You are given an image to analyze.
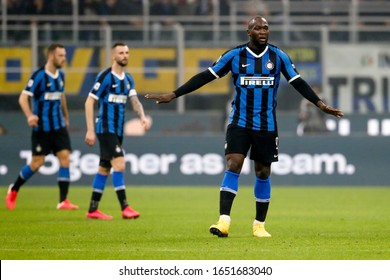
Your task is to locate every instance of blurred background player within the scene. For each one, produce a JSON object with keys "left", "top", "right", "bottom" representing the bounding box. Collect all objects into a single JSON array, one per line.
[
  {"left": 6, "top": 43, "right": 79, "bottom": 211},
  {"left": 85, "top": 42, "right": 151, "bottom": 220},
  {"left": 297, "top": 86, "right": 329, "bottom": 136},
  {"left": 146, "top": 16, "right": 343, "bottom": 238}
]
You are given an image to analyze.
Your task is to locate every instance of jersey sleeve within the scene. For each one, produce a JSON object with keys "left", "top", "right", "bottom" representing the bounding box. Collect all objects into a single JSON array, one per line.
[
  {"left": 126, "top": 74, "right": 137, "bottom": 97},
  {"left": 208, "top": 50, "right": 234, "bottom": 79},
  {"left": 22, "top": 68, "right": 43, "bottom": 96},
  {"left": 278, "top": 49, "right": 301, "bottom": 83},
  {"left": 59, "top": 70, "right": 65, "bottom": 87},
  {"left": 89, "top": 71, "right": 109, "bottom": 100}
]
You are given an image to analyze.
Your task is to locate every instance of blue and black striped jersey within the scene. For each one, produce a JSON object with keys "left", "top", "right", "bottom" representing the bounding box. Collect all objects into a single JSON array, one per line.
[
  {"left": 89, "top": 67, "right": 136, "bottom": 136},
  {"left": 209, "top": 43, "right": 300, "bottom": 132},
  {"left": 22, "top": 67, "right": 66, "bottom": 132}
]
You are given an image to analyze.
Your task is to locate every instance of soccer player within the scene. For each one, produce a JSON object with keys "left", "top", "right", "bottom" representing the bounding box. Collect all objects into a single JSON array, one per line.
[
  {"left": 85, "top": 42, "right": 151, "bottom": 220},
  {"left": 145, "top": 16, "right": 344, "bottom": 237},
  {"left": 6, "top": 43, "right": 79, "bottom": 211}
]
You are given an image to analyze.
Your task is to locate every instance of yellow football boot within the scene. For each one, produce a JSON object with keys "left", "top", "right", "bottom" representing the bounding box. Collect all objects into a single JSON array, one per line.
[
  {"left": 209, "top": 218, "right": 230, "bottom": 237},
  {"left": 253, "top": 223, "right": 271, "bottom": 237}
]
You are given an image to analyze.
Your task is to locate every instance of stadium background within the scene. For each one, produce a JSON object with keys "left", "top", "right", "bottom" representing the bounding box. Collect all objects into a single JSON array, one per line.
[{"left": 0, "top": 0, "right": 390, "bottom": 186}]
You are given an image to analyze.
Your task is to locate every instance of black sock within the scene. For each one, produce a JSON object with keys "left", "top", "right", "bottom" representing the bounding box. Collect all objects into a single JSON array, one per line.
[
  {"left": 58, "top": 180, "right": 69, "bottom": 202},
  {"left": 219, "top": 190, "right": 236, "bottom": 215},
  {"left": 88, "top": 192, "right": 103, "bottom": 212},
  {"left": 116, "top": 189, "right": 128, "bottom": 210},
  {"left": 11, "top": 176, "right": 26, "bottom": 192},
  {"left": 255, "top": 201, "right": 270, "bottom": 222}
]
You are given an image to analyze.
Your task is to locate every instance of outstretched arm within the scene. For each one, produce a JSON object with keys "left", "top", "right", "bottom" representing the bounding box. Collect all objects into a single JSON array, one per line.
[
  {"left": 145, "top": 69, "right": 216, "bottom": 104},
  {"left": 316, "top": 100, "right": 344, "bottom": 118},
  {"left": 291, "top": 78, "right": 344, "bottom": 118}
]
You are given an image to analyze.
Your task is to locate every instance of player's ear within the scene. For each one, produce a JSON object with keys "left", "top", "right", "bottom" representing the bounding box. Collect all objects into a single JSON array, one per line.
[{"left": 111, "top": 48, "right": 116, "bottom": 60}]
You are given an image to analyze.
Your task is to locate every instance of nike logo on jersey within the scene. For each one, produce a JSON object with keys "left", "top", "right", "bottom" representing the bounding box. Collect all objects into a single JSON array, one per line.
[
  {"left": 241, "top": 64, "right": 251, "bottom": 67},
  {"left": 112, "top": 84, "right": 119, "bottom": 88}
]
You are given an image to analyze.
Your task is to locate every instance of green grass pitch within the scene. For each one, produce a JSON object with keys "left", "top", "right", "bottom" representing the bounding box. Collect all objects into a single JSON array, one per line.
[{"left": 0, "top": 185, "right": 389, "bottom": 260}]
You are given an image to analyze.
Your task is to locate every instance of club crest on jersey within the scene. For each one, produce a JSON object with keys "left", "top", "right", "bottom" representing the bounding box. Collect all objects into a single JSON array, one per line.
[{"left": 266, "top": 61, "right": 274, "bottom": 70}]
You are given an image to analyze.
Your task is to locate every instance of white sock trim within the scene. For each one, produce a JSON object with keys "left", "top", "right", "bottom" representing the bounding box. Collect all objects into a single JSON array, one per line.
[
  {"left": 219, "top": 214, "right": 231, "bottom": 223},
  {"left": 253, "top": 220, "right": 265, "bottom": 226}
]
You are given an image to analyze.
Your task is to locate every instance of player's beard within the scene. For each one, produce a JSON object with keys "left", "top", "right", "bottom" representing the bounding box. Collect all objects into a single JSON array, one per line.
[
  {"left": 253, "top": 38, "right": 267, "bottom": 49},
  {"left": 117, "top": 59, "right": 128, "bottom": 67},
  {"left": 53, "top": 58, "right": 66, "bottom": 69}
]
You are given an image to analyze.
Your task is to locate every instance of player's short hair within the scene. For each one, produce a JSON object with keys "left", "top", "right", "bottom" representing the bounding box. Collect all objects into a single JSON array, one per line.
[
  {"left": 112, "top": 42, "right": 127, "bottom": 49},
  {"left": 47, "top": 43, "right": 65, "bottom": 55},
  {"left": 247, "top": 16, "right": 267, "bottom": 29}
]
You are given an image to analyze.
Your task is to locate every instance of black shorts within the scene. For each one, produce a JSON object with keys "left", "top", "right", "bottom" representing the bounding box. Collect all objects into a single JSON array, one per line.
[
  {"left": 31, "top": 127, "right": 72, "bottom": 156},
  {"left": 97, "top": 133, "right": 124, "bottom": 168},
  {"left": 225, "top": 124, "right": 279, "bottom": 163}
]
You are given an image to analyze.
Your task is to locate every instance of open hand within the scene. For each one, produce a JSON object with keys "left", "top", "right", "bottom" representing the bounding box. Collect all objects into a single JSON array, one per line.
[
  {"left": 318, "top": 102, "right": 344, "bottom": 118},
  {"left": 145, "top": 92, "right": 176, "bottom": 104},
  {"left": 321, "top": 105, "right": 344, "bottom": 118}
]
